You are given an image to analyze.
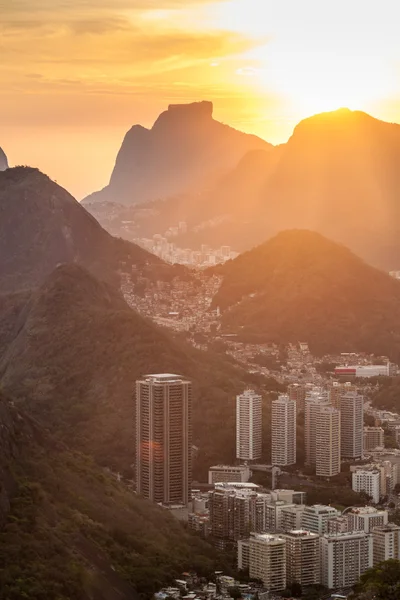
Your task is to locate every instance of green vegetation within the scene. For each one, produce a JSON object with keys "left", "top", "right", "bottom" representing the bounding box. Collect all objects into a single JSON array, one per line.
[
  {"left": 350, "top": 560, "right": 400, "bottom": 599},
  {"left": 212, "top": 230, "right": 400, "bottom": 359}
]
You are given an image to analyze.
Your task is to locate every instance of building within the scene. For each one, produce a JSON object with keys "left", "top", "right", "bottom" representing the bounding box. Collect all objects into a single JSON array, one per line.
[
  {"left": 237, "top": 538, "right": 251, "bottom": 571},
  {"left": 236, "top": 390, "right": 262, "bottom": 461},
  {"left": 335, "top": 364, "right": 393, "bottom": 378},
  {"left": 188, "top": 512, "right": 210, "bottom": 537},
  {"left": 328, "top": 381, "right": 356, "bottom": 410},
  {"left": 249, "top": 534, "right": 286, "bottom": 591},
  {"left": 208, "top": 464, "right": 251, "bottom": 485},
  {"left": 135, "top": 373, "right": 192, "bottom": 505},
  {"left": 352, "top": 469, "right": 381, "bottom": 503},
  {"left": 320, "top": 532, "right": 373, "bottom": 589},
  {"left": 208, "top": 486, "right": 270, "bottom": 545},
  {"left": 266, "top": 501, "right": 296, "bottom": 532},
  {"left": 271, "top": 489, "right": 307, "bottom": 505},
  {"left": 283, "top": 530, "right": 320, "bottom": 587},
  {"left": 316, "top": 406, "right": 341, "bottom": 477},
  {"left": 372, "top": 523, "right": 400, "bottom": 565},
  {"left": 364, "top": 426, "right": 384, "bottom": 451},
  {"left": 288, "top": 383, "right": 307, "bottom": 412},
  {"left": 327, "top": 516, "right": 349, "bottom": 534},
  {"left": 340, "top": 391, "right": 364, "bottom": 459},
  {"left": 301, "top": 505, "right": 340, "bottom": 535},
  {"left": 280, "top": 505, "right": 306, "bottom": 532},
  {"left": 305, "top": 398, "right": 330, "bottom": 465},
  {"left": 347, "top": 507, "right": 388, "bottom": 533},
  {"left": 271, "top": 395, "right": 296, "bottom": 466}
]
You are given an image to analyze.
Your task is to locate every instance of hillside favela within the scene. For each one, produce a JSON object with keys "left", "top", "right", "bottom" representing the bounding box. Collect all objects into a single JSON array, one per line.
[{"left": 3, "top": 2, "right": 400, "bottom": 600}]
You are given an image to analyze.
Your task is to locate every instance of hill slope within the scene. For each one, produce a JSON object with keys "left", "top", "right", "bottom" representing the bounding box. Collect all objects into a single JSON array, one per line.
[
  {"left": 0, "top": 264, "right": 267, "bottom": 477},
  {"left": 213, "top": 230, "right": 400, "bottom": 358},
  {"left": 0, "top": 147, "right": 8, "bottom": 171},
  {"left": 0, "top": 393, "right": 225, "bottom": 599},
  {"left": 0, "top": 167, "right": 173, "bottom": 293},
  {"left": 84, "top": 101, "right": 272, "bottom": 206}
]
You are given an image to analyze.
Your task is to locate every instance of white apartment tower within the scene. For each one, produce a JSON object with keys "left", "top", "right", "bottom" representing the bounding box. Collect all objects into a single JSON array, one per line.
[
  {"left": 316, "top": 406, "right": 341, "bottom": 477},
  {"left": 373, "top": 523, "right": 400, "bottom": 565},
  {"left": 301, "top": 505, "right": 340, "bottom": 535},
  {"left": 320, "top": 532, "right": 373, "bottom": 589},
  {"left": 341, "top": 391, "right": 364, "bottom": 459},
  {"left": 283, "top": 530, "right": 320, "bottom": 587},
  {"left": 352, "top": 469, "right": 381, "bottom": 504},
  {"left": 135, "top": 374, "right": 192, "bottom": 505},
  {"left": 271, "top": 395, "right": 296, "bottom": 466},
  {"left": 236, "top": 389, "right": 262, "bottom": 461},
  {"left": 249, "top": 534, "right": 286, "bottom": 592},
  {"left": 305, "top": 398, "right": 330, "bottom": 465},
  {"left": 348, "top": 507, "right": 388, "bottom": 533}
]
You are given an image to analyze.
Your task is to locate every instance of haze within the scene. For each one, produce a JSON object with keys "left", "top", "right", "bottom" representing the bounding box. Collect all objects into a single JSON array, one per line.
[{"left": 2, "top": 0, "right": 400, "bottom": 198}]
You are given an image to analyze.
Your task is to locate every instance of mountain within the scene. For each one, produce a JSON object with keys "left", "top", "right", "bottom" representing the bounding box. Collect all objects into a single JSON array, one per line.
[
  {"left": 86, "top": 108, "right": 400, "bottom": 270},
  {"left": 212, "top": 230, "right": 400, "bottom": 358},
  {"left": 84, "top": 101, "right": 272, "bottom": 206},
  {"left": 0, "top": 392, "right": 225, "bottom": 599},
  {"left": 0, "top": 166, "right": 176, "bottom": 293},
  {"left": 0, "top": 263, "right": 272, "bottom": 478},
  {"left": 0, "top": 147, "right": 8, "bottom": 171}
]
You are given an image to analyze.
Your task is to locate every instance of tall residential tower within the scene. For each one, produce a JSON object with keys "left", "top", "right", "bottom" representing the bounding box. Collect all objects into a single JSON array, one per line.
[
  {"left": 236, "top": 390, "right": 262, "bottom": 461},
  {"left": 271, "top": 395, "right": 296, "bottom": 466}
]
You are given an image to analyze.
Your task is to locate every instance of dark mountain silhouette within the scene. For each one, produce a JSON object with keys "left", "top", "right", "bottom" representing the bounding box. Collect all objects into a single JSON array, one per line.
[
  {"left": 0, "top": 166, "right": 176, "bottom": 293},
  {"left": 0, "top": 147, "right": 8, "bottom": 171},
  {"left": 0, "top": 392, "right": 224, "bottom": 599},
  {"left": 0, "top": 263, "right": 270, "bottom": 478},
  {"left": 212, "top": 230, "right": 400, "bottom": 358},
  {"left": 86, "top": 108, "right": 400, "bottom": 270},
  {"left": 84, "top": 101, "right": 272, "bottom": 206}
]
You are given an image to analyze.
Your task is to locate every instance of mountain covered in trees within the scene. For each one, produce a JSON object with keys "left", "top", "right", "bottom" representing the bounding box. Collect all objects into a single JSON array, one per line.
[
  {"left": 86, "top": 108, "right": 400, "bottom": 270},
  {"left": 0, "top": 147, "right": 8, "bottom": 171},
  {"left": 0, "top": 167, "right": 178, "bottom": 293},
  {"left": 84, "top": 101, "right": 271, "bottom": 206},
  {"left": 212, "top": 230, "right": 400, "bottom": 358},
  {"left": 0, "top": 391, "right": 226, "bottom": 599}
]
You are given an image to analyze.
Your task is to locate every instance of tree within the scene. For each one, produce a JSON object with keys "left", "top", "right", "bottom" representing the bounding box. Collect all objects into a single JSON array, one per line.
[
  {"left": 228, "top": 586, "right": 242, "bottom": 599},
  {"left": 290, "top": 581, "right": 302, "bottom": 597},
  {"left": 351, "top": 559, "right": 400, "bottom": 599}
]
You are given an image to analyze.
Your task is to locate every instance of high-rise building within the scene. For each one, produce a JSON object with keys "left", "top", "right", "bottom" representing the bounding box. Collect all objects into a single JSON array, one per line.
[
  {"left": 373, "top": 523, "right": 400, "bottom": 565},
  {"left": 340, "top": 391, "right": 364, "bottom": 459},
  {"left": 208, "top": 486, "right": 270, "bottom": 545},
  {"left": 301, "top": 505, "right": 340, "bottom": 535},
  {"left": 249, "top": 534, "right": 286, "bottom": 591},
  {"left": 135, "top": 373, "right": 192, "bottom": 505},
  {"left": 320, "top": 532, "right": 373, "bottom": 589},
  {"left": 316, "top": 406, "right": 341, "bottom": 477},
  {"left": 288, "top": 383, "right": 307, "bottom": 413},
  {"left": 347, "top": 507, "right": 388, "bottom": 533},
  {"left": 266, "top": 501, "right": 296, "bottom": 532},
  {"left": 236, "top": 390, "right": 262, "bottom": 461},
  {"left": 283, "top": 530, "right": 320, "bottom": 587},
  {"left": 363, "top": 426, "right": 384, "bottom": 451},
  {"left": 328, "top": 381, "right": 356, "bottom": 410},
  {"left": 352, "top": 469, "right": 381, "bottom": 503},
  {"left": 280, "top": 505, "right": 306, "bottom": 532},
  {"left": 271, "top": 395, "right": 296, "bottom": 466},
  {"left": 305, "top": 398, "right": 330, "bottom": 465}
]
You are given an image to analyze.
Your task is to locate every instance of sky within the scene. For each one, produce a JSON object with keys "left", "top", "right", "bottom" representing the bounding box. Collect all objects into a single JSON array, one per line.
[{"left": 1, "top": 0, "right": 400, "bottom": 198}]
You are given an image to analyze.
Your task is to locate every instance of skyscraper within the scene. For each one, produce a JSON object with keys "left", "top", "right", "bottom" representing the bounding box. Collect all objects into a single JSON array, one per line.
[
  {"left": 271, "top": 395, "right": 296, "bottom": 466},
  {"left": 248, "top": 534, "right": 286, "bottom": 591},
  {"left": 340, "top": 391, "right": 364, "bottom": 459},
  {"left": 316, "top": 406, "right": 341, "bottom": 477},
  {"left": 305, "top": 397, "right": 330, "bottom": 465},
  {"left": 236, "top": 389, "right": 262, "bottom": 461},
  {"left": 283, "top": 530, "right": 320, "bottom": 587},
  {"left": 135, "top": 373, "right": 192, "bottom": 505},
  {"left": 288, "top": 383, "right": 307, "bottom": 412},
  {"left": 320, "top": 532, "right": 373, "bottom": 589}
]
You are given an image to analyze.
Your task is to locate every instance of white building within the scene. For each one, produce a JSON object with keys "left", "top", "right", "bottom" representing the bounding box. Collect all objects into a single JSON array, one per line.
[
  {"left": 320, "top": 531, "right": 373, "bottom": 589},
  {"left": 340, "top": 391, "right": 364, "bottom": 459},
  {"left": 305, "top": 397, "right": 330, "bottom": 466},
  {"left": 301, "top": 505, "right": 340, "bottom": 535},
  {"left": 281, "top": 505, "right": 306, "bottom": 532},
  {"left": 208, "top": 464, "right": 251, "bottom": 485},
  {"left": 248, "top": 534, "right": 286, "bottom": 592},
  {"left": 335, "top": 364, "right": 393, "bottom": 378},
  {"left": 266, "top": 501, "right": 296, "bottom": 532},
  {"left": 316, "top": 406, "right": 341, "bottom": 477},
  {"left": 373, "top": 523, "right": 400, "bottom": 565},
  {"left": 352, "top": 469, "right": 381, "bottom": 503},
  {"left": 236, "top": 390, "right": 262, "bottom": 461},
  {"left": 271, "top": 395, "right": 296, "bottom": 466},
  {"left": 347, "top": 507, "right": 388, "bottom": 533}
]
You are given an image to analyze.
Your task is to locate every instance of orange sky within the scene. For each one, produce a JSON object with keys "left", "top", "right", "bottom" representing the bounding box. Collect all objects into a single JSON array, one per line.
[{"left": 1, "top": 0, "right": 400, "bottom": 198}]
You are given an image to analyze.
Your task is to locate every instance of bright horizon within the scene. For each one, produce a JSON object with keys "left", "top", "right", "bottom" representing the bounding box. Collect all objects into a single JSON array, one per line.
[{"left": 2, "top": 0, "right": 400, "bottom": 198}]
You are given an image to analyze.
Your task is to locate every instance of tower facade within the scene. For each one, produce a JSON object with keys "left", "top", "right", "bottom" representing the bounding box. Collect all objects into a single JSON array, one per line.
[
  {"left": 340, "top": 391, "right": 364, "bottom": 459},
  {"left": 236, "top": 390, "right": 262, "bottom": 461},
  {"left": 316, "top": 406, "right": 341, "bottom": 477},
  {"left": 271, "top": 395, "right": 296, "bottom": 466},
  {"left": 135, "top": 373, "right": 192, "bottom": 505}
]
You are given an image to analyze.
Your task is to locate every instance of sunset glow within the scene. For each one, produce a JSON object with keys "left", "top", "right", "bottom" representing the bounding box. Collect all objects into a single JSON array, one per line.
[{"left": 1, "top": 0, "right": 400, "bottom": 197}]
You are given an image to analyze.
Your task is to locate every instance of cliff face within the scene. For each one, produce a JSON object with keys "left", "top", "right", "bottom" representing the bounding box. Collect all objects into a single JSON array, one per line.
[
  {"left": 85, "top": 101, "right": 271, "bottom": 205},
  {"left": 0, "top": 147, "right": 8, "bottom": 171}
]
